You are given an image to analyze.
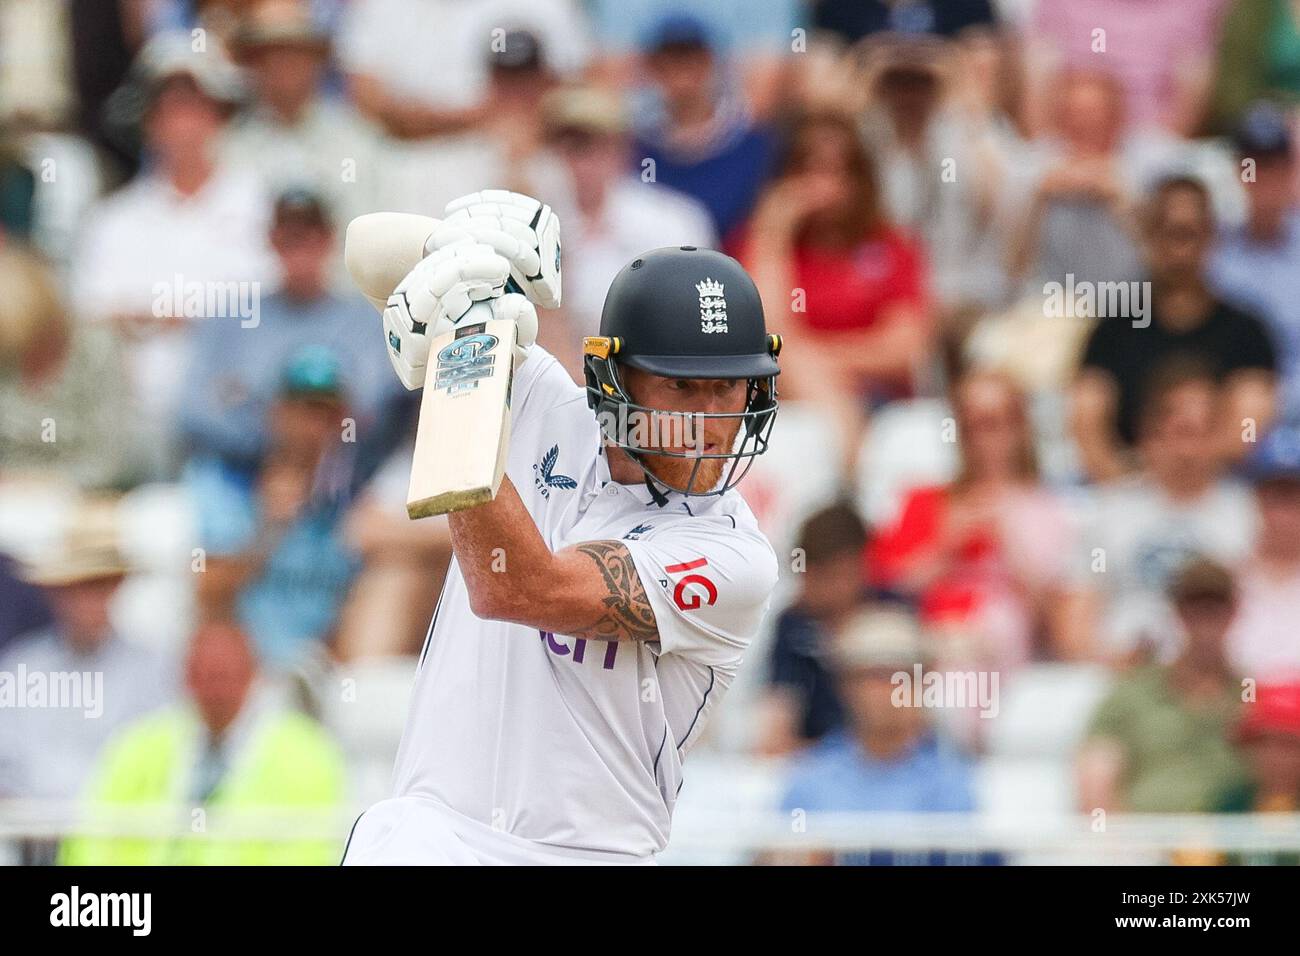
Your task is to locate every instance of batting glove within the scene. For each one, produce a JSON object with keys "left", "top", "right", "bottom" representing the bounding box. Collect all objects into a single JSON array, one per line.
[
  {"left": 383, "top": 242, "right": 538, "bottom": 390},
  {"left": 425, "top": 190, "right": 562, "bottom": 310}
]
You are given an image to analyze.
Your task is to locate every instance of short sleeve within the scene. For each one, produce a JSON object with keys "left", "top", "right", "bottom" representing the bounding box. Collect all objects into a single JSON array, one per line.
[
  {"left": 1229, "top": 312, "right": 1277, "bottom": 373},
  {"left": 511, "top": 345, "right": 587, "bottom": 430},
  {"left": 1079, "top": 316, "right": 1124, "bottom": 376},
  {"left": 624, "top": 518, "right": 778, "bottom": 668}
]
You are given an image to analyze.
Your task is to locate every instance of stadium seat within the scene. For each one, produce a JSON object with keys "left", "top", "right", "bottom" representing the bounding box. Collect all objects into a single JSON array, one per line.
[
  {"left": 113, "top": 483, "right": 199, "bottom": 653},
  {"left": 985, "top": 663, "right": 1112, "bottom": 759},
  {"left": 854, "top": 398, "right": 957, "bottom": 528},
  {"left": 322, "top": 657, "right": 418, "bottom": 805},
  {"left": 742, "top": 400, "right": 843, "bottom": 555}
]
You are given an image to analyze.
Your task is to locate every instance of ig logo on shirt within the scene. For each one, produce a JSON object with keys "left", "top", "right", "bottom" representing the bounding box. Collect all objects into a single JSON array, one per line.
[{"left": 665, "top": 557, "right": 717, "bottom": 611}]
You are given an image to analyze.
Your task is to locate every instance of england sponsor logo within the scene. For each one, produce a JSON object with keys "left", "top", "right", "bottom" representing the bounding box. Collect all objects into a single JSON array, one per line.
[{"left": 696, "top": 278, "right": 728, "bottom": 334}]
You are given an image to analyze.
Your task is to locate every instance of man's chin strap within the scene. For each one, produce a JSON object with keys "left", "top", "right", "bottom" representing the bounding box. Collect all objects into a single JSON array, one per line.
[{"left": 643, "top": 473, "right": 671, "bottom": 508}]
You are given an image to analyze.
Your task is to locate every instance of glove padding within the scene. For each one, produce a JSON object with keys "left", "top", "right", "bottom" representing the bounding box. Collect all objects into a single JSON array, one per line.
[
  {"left": 424, "top": 189, "right": 562, "bottom": 309},
  {"left": 383, "top": 242, "right": 538, "bottom": 390}
]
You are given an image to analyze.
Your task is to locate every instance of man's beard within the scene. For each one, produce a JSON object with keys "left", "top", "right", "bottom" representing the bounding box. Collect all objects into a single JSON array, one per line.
[{"left": 640, "top": 419, "right": 742, "bottom": 493}]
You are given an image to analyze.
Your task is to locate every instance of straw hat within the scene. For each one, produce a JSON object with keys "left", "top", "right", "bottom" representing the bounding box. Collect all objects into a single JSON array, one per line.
[{"left": 22, "top": 501, "right": 130, "bottom": 587}]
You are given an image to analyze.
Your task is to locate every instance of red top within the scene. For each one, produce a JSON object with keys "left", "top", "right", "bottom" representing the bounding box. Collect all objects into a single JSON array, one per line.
[
  {"left": 732, "top": 226, "right": 928, "bottom": 334},
  {"left": 868, "top": 485, "right": 998, "bottom": 623}
]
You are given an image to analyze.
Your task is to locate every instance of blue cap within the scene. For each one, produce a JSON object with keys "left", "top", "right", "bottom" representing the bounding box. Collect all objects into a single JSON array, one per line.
[
  {"left": 281, "top": 345, "right": 343, "bottom": 398},
  {"left": 1247, "top": 427, "right": 1300, "bottom": 483},
  {"left": 1235, "top": 101, "right": 1293, "bottom": 158},
  {"left": 644, "top": 12, "right": 712, "bottom": 53}
]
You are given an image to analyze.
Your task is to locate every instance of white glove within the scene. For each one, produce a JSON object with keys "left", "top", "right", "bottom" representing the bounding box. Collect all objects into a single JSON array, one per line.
[
  {"left": 383, "top": 242, "right": 538, "bottom": 390},
  {"left": 424, "top": 190, "right": 562, "bottom": 309}
]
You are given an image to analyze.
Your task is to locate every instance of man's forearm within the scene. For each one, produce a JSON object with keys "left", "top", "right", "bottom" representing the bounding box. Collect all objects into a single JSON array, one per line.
[
  {"left": 448, "top": 476, "right": 555, "bottom": 619},
  {"left": 447, "top": 476, "right": 658, "bottom": 641}
]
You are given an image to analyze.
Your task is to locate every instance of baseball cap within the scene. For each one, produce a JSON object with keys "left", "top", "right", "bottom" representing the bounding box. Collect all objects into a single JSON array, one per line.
[
  {"left": 1245, "top": 427, "right": 1300, "bottom": 484},
  {"left": 135, "top": 32, "right": 246, "bottom": 105},
  {"left": 1238, "top": 683, "right": 1300, "bottom": 742},
  {"left": 643, "top": 12, "right": 713, "bottom": 54},
  {"left": 1235, "top": 101, "right": 1293, "bottom": 159},
  {"left": 488, "top": 28, "right": 545, "bottom": 72},
  {"left": 281, "top": 345, "right": 344, "bottom": 399},
  {"left": 273, "top": 186, "right": 331, "bottom": 229}
]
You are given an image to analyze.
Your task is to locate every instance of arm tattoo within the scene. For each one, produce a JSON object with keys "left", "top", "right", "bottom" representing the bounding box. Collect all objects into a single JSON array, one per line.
[{"left": 572, "top": 541, "right": 659, "bottom": 642}]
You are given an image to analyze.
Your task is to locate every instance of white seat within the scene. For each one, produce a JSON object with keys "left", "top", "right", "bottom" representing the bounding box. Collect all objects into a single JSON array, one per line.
[
  {"left": 854, "top": 399, "right": 957, "bottom": 528},
  {"left": 986, "top": 663, "right": 1113, "bottom": 759},
  {"left": 116, "top": 482, "right": 198, "bottom": 574},
  {"left": 974, "top": 756, "right": 1076, "bottom": 819},
  {"left": 742, "top": 400, "right": 843, "bottom": 557},
  {"left": 323, "top": 656, "right": 418, "bottom": 765}
]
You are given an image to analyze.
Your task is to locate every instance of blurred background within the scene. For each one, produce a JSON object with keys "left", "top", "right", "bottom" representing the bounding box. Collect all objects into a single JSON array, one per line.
[{"left": 3, "top": 0, "right": 1300, "bottom": 865}]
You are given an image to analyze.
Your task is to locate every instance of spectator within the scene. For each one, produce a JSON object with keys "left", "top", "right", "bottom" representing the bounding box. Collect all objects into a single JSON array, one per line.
[
  {"left": 0, "top": 141, "right": 36, "bottom": 239},
  {"left": 66, "top": 0, "right": 146, "bottom": 175},
  {"left": 742, "top": 110, "right": 930, "bottom": 471},
  {"left": 589, "top": 1, "right": 801, "bottom": 118},
  {"left": 779, "top": 606, "right": 981, "bottom": 865},
  {"left": 179, "top": 187, "right": 405, "bottom": 474},
  {"left": 1226, "top": 427, "right": 1300, "bottom": 680},
  {"left": 0, "top": 509, "right": 173, "bottom": 805},
  {"left": 1071, "top": 176, "right": 1276, "bottom": 482},
  {"left": 1006, "top": 70, "right": 1142, "bottom": 295},
  {"left": 378, "top": 28, "right": 569, "bottom": 216},
  {"left": 541, "top": 84, "right": 716, "bottom": 353},
  {"left": 1223, "top": 682, "right": 1300, "bottom": 814},
  {"left": 813, "top": 0, "right": 996, "bottom": 42},
  {"left": 74, "top": 33, "right": 275, "bottom": 476},
  {"left": 222, "top": 0, "right": 384, "bottom": 234},
  {"left": 0, "top": 551, "right": 51, "bottom": 659},
  {"left": 1078, "top": 557, "right": 1247, "bottom": 813},
  {"left": 1206, "top": 0, "right": 1300, "bottom": 133},
  {"left": 1025, "top": 0, "right": 1228, "bottom": 134},
  {"left": 60, "top": 621, "right": 346, "bottom": 865},
  {"left": 631, "top": 12, "right": 780, "bottom": 242},
  {"left": 339, "top": 0, "right": 592, "bottom": 140},
  {"left": 856, "top": 34, "right": 1013, "bottom": 316},
  {"left": 871, "top": 369, "right": 1086, "bottom": 669},
  {"left": 758, "top": 503, "right": 868, "bottom": 756},
  {"left": 188, "top": 346, "right": 361, "bottom": 669},
  {"left": 334, "top": 434, "right": 453, "bottom": 661},
  {"left": 1077, "top": 361, "right": 1258, "bottom": 658},
  {"left": 1209, "top": 103, "right": 1300, "bottom": 426},
  {"left": 0, "top": 241, "right": 145, "bottom": 489}
]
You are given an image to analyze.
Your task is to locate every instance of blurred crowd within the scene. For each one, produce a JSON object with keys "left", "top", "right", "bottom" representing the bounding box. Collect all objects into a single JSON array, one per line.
[{"left": 4, "top": 0, "right": 1300, "bottom": 865}]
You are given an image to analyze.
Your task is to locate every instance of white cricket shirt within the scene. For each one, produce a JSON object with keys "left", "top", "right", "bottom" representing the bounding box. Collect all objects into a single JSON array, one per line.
[{"left": 389, "top": 346, "right": 778, "bottom": 858}]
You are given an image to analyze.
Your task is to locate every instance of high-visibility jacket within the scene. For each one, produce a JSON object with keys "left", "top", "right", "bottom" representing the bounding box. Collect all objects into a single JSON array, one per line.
[{"left": 59, "top": 705, "right": 346, "bottom": 866}]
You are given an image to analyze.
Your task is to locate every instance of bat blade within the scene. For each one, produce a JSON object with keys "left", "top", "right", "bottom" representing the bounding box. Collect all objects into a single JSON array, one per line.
[{"left": 407, "top": 309, "right": 517, "bottom": 519}]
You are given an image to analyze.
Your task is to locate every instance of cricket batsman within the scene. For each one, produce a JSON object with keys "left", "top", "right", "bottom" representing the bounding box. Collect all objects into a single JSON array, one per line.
[{"left": 342, "top": 190, "right": 781, "bottom": 864}]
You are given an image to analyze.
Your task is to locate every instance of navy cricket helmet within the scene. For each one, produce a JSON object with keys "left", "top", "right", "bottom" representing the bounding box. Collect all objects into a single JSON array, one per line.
[{"left": 582, "top": 246, "right": 781, "bottom": 497}]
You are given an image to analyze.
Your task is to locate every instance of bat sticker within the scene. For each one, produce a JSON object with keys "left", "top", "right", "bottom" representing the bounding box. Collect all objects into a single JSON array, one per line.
[{"left": 434, "top": 330, "right": 499, "bottom": 397}]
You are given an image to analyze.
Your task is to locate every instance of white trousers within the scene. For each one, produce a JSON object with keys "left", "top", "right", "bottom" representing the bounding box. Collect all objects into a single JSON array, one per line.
[{"left": 341, "top": 796, "right": 656, "bottom": 866}]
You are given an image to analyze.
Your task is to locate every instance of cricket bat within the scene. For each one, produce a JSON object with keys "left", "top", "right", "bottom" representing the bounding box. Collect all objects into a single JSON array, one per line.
[
  {"left": 342, "top": 211, "right": 521, "bottom": 519},
  {"left": 405, "top": 305, "right": 518, "bottom": 519}
]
